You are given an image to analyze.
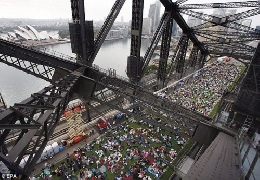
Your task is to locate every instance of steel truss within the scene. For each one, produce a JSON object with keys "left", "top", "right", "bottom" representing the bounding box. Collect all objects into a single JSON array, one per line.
[
  {"left": 181, "top": 8, "right": 260, "bottom": 34},
  {"left": 70, "top": 0, "right": 80, "bottom": 22},
  {"left": 141, "top": 12, "right": 171, "bottom": 78},
  {"left": 89, "top": 0, "right": 126, "bottom": 63},
  {"left": 179, "top": 1, "right": 259, "bottom": 9},
  {"left": 188, "top": 46, "right": 199, "bottom": 67},
  {"left": 197, "top": 33, "right": 256, "bottom": 52},
  {"left": 175, "top": 34, "right": 189, "bottom": 75},
  {"left": 194, "top": 30, "right": 260, "bottom": 42},
  {"left": 0, "top": 0, "right": 260, "bottom": 178},
  {"left": 0, "top": 70, "right": 81, "bottom": 179},
  {"left": 127, "top": 0, "right": 144, "bottom": 82},
  {"left": 166, "top": 34, "right": 189, "bottom": 81},
  {"left": 234, "top": 42, "right": 260, "bottom": 117},
  {"left": 157, "top": 11, "right": 174, "bottom": 89}
]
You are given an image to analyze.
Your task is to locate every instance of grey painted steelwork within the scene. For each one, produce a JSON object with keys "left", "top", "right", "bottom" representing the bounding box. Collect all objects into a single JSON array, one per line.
[
  {"left": 142, "top": 12, "right": 171, "bottom": 77},
  {"left": 157, "top": 11, "right": 174, "bottom": 89},
  {"left": 127, "top": 0, "right": 144, "bottom": 82},
  {"left": 89, "top": 0, "right": 126, "bottom": 63},
  {"left": 0, "top": 0, "right": 260, "bottom": 178},
  {"left": 179, "top": 1, "right": 259, "bottom": 9},
  {"left": 234, "top": 42, "right": 260, "bottom": 117},
  {"left": 188, "top": 46, "right": 199, "bottom": 67},
  {"left": 175, "top": 34, "right": 189, "bottom": 75}
]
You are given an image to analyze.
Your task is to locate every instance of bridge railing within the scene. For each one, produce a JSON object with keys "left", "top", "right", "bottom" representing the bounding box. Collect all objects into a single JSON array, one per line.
[
  {"left": 32, "top": 46, "right": 77, "bottom": 63},
  {"left": 238, "top": 135, "right": 260, "bottom": 180},
  {"left": 32, "top": 46, "right": 131, "bottom": 83}
]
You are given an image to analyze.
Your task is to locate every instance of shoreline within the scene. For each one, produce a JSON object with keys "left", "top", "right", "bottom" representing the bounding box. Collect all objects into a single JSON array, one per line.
[{"left": 18, "top": 39, "right": 71, "bottom": 47}]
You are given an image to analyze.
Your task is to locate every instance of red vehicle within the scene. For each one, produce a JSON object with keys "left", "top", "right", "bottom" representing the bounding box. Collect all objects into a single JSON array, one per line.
[
  {"left": 96, "top": 117, "right": 108, "bottom": 129},
  {"left": 225, "top": 57, "right": 231, "bottom": 62}
]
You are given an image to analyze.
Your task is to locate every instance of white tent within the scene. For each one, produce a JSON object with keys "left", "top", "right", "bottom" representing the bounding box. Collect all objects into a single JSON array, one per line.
[
  {"left": 19, "top": 155, "right": 30, "bottom": 168},
  {"left": 0, "top": 161, "right": 10, "bottom": 174},
  {"left": 52, "top": 142, "right": 59, "bottom": 154}
]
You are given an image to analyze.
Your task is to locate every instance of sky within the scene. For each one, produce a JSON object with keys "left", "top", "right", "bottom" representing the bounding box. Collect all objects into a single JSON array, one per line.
[{"left": 0, "top": 0, "right": 259, "bottom": 28}]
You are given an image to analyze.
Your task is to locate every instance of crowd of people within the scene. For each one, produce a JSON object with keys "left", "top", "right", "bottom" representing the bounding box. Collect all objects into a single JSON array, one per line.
[
  {"left": 157, "top": 61, "right": 244, "bottom": 116},
  {"left": 37, "top": 118, "right": 187, "bottom": 180}
]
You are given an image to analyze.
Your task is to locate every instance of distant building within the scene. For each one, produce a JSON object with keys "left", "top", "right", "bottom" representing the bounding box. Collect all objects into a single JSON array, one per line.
[
  {"left": 142, "top": 18, "right": 152, "bottom": 35},
  {"left": 148, "top": 0, "right": 161, "bottom": 33},
  {"left": 172, "top": 20, "right": 178, "bottom": 36},
  {"left": 256, "top": 26, "right": 260, "bottom": 30},
  {"left": 6, "top": 25, "right": 58, "bottom": 41}
]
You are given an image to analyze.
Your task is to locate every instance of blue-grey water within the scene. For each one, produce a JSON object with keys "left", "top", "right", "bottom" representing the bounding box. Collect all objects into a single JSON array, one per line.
[{"left": 0, "top": 38, "right": 155, "bottom": 107}]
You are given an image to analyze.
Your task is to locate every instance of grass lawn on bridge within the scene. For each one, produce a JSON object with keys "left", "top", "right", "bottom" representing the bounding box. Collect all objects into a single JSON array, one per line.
[{"left": 35, "top": 118, "right": 194, "bottom": 180}]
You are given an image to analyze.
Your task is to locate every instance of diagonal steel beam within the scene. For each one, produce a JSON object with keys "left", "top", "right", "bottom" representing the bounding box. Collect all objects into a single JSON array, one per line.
[{"left": 179, "top": 1, "right": 259, "bottom": 9}]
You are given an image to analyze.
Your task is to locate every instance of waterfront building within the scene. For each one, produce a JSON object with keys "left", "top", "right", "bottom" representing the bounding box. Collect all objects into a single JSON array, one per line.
[
  {"left": 148, "top": 0, "right": 161, "bottom": 33},
  {"left": 172, "top": 20, "right": 178, "bottom": 36},
  {"left": 142, "top": 18, "right": 152, "bottom": 35}
]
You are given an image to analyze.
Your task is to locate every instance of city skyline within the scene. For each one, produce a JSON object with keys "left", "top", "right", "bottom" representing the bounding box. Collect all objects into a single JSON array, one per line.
[{"left": 0, "top": 0, "right": 259, "bottom": 28}]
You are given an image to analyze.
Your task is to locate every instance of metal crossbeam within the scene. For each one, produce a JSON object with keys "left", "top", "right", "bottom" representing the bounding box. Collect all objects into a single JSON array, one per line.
[
  {"left": 126, "top": 0, "right": 144, "bottom": 83},
  {"left": 0, "top": 71, "right": 81, "bottom": 178},
  {"left": 89, "top": 0, "right": 126, "bottom": 63},
  {"left": 179, "top": 1, "right": 260, "bottom": 9},
  {"left": 188, "top": 46, "right": 199, "bottom": 67},
  {"left": 158, "top": 11, "right": 174, "bottom": 89},
  {"left": 180, "top": 9, "right": 260, "bottom": 34},
  {"left": 142, "top": 12, "right": 171, "bottom": 77},
  {"left": 0, "top": 1, "right": 260, "bottom": 179}
]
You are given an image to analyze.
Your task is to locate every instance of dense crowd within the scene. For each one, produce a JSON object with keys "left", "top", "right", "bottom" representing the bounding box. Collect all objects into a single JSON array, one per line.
[
  {"left": 157, "top": 61, "right": 243, "bottom": 116},
  {"left": 37, "top": 119, "right": 187, "bottom": 180}
]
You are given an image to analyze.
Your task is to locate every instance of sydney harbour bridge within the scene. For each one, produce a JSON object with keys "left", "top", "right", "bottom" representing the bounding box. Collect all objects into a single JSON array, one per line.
[{"left": 0, "top": 0, "right": 259, "bottom": 179}]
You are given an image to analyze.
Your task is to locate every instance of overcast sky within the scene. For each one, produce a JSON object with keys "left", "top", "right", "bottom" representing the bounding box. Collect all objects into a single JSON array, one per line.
[{"left": 0, "top": 0, "right": 259, "bottom": 27}]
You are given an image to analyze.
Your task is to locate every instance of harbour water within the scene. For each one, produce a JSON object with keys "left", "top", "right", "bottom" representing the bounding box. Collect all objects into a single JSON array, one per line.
[{"left": 0, "top": 38, "right": 156, "bottom": 107}]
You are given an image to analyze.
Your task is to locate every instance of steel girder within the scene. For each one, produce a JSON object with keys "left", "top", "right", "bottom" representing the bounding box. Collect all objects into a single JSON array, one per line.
[
  {"left": 207, "top": 47, "right": 253, "bottom": 60},
  {"left": 176, "top": 34, "right": 189, "bottom": 75},
  {"left": 194, "top": 29, "right": 260, "bottom": 42},
  {"left": 197, "top": 53, "right": 207, "bottom": 68},
  {"left": 176, "top": 0, "right": 188, "bottom": 5},
  {"left": 166, "top": 35, "right": 186, "bottom": 81},
  {"left": 129, "top": 0, "right": 144, "bottom": 58},
  {"left": 70, "top": 0, "right": 80, "bottom": 22},
  {"left": 188, "top": 46, "right": 199, "bottom": 67},
  {"left": 89, "top": 0, "right": 126, "bottom": 63},
  {"left": 159, "top": 0, "right": 207, "bottom": 53},
  {"left": 0, "top": 39, "right": 81, "bottom": 81},
  {"left": 194, "top": 29, "right": 260, "bottom": 38},
  {"left": 203, "top": 41, "right": 255, "bottom": 53},
  {"left": 181, "top": 9, "right": 260, "bottom": 34},
  {"left": 179, "top": 1, "right": 259, "bottom": 9},
  {"left": 189, "top": 7, "right": 259, "bottom": 31},
  {"left": 126, "top": 0, "right": 144, "bottom": 83},
  {"left": 234, "top": 42, "right": 260, "bottom": 117},
  {"left": 241, "top": 42, "right": 260, "bottom": 93},
  {"left": 141, "top": 12, "right": 171, "bottom": 77},
  {"left": 0, "top": 54, "right": 55, "bottom": 82},
  {"left": 0, "top": 70, "right": 81, "bottom": 179},
  {"left": 157, "top": 11, "right": 174, "bottom": 89},
  {"left": 197, "top": 33, "right": 256, "bottom": 52}
]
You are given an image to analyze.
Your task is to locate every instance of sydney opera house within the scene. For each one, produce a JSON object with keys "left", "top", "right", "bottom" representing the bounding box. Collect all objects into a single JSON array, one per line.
[{"left": 6, "top": 25, "right": 59, "bottom": 41}]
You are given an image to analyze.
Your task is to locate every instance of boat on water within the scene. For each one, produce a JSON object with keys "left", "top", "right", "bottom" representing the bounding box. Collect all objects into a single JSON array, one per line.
[{"left": 0, "top": 93, "right": 6, "bottom": 113}]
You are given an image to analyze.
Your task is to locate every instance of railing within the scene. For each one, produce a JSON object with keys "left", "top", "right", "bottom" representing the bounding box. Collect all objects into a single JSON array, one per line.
[
  {"left": 238, "top": 135, "right": 260, "bottom": 180},
  {"left": 32, "top": 46, "right": 132, "bottom": 83}
]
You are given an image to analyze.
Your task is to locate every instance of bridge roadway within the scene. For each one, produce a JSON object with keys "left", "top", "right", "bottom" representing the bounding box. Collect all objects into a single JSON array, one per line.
[{"left": 4, "top": 95, "right": 124, "bottom": 147}]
